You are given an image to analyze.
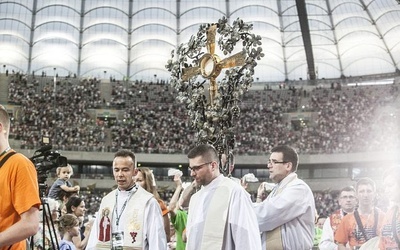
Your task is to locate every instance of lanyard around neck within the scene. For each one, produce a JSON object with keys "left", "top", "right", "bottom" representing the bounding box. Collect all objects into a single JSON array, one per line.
[{"left": 114, "top": 185, "right": 138, "bottom": 228}]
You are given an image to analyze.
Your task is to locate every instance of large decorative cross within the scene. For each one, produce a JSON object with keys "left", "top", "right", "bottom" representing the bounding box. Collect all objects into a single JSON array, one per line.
[
  {"left": 166, "top": 17, "right": 264, "bottom": 175},
  {"left": 181, "top": 24, "right": 246, "bottom": 105}
]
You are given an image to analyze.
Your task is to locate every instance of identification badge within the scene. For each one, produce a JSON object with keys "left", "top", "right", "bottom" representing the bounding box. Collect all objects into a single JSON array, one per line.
[{"left": 111, "top": 231, "right": 124, "bottom": 250}]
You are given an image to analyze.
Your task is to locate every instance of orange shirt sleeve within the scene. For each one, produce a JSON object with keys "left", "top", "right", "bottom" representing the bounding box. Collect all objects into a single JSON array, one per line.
[
  {"left": 157, "top": 199, "right": 169, "bottom": 216},
  {"left": 0, "top": 153, "right": 41, "bottom": 249}
]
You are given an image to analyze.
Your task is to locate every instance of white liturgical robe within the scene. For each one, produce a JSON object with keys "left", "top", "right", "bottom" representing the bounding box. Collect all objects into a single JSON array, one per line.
[
  {"left": 87, "top": 185, "right": 167, "bottom": 250},
  {"left": 186, "top": 174, "right": 262, "bottom": 250},
  {"left": 253, "top": 172, "right": 315, "bottom": 250}
]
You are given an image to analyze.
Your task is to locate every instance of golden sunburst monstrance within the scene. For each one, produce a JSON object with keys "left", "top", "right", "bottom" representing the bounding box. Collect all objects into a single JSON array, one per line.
[{"left": 166, "top": 17, "right": 264, "bottom": 174}]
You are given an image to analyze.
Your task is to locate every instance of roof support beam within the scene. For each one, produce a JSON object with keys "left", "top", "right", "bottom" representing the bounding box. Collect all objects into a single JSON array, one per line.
[
  {"left": 295, "top": 0, "right": 316, "bottom": 80},
  {"left": 27, "top": 0, "right": 38, "bottom": 75},
  {"left": 77, "top": 0, "right": 85, "bottom": 77}
]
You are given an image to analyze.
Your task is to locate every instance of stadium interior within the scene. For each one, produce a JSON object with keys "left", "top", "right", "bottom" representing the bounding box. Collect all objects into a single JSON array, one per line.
[{"left": 0, "top": 0, "right": 400, "bottom": 218}]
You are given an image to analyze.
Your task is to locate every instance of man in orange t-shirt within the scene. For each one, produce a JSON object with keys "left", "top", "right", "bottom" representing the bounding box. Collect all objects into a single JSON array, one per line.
[
  {"left": 0, "top": 105, "right": 41, "bottom": 250},
  {"left": 334, "top": 177, "right": 384, "bottom": 249}
]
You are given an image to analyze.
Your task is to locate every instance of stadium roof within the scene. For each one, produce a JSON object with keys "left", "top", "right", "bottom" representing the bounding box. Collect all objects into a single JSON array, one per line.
[{"left": 0, "top": 0, "right": 399, "bottom": 82}]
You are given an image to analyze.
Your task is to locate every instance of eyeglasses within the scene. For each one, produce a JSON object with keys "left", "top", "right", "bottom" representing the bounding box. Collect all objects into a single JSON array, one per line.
[
  {"left": 189, "top": 161, "right": 213, "bottom": 172},
  {"left": 267, "top": 159, "right": 288, "bottom": 165}
]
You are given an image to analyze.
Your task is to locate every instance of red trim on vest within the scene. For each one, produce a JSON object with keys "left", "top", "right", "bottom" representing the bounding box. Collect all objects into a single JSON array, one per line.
[{"left": 330, "top": 210, "right": 344, "bottom": 234}]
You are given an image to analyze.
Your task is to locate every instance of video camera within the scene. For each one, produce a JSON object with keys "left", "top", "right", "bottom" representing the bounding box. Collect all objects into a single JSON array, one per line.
[{"left": 30, "top": 145, "right": 68, "bottom": 192}]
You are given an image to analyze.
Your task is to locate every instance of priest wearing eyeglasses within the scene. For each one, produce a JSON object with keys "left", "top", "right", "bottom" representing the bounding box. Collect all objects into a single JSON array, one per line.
[
  {"left": 253, "top": 145, "right": 316, "bottom": 250},
  {"left": 185, "top": 144, "right": 262, "bottom": 250}
]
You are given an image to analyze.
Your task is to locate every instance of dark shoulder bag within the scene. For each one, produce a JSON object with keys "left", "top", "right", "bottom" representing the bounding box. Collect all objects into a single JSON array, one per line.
[
  {"left": 354, "top": 208, "right": 379, "bottom": 242},
  {"left": 0, "top": 151, "right": 16, "bottom": 168},
  {"left": 0, "top": 152, "right": 17, "bottom": 250},
  {"left": 392, "top": 206, "right": 400, "bottom": 248}
]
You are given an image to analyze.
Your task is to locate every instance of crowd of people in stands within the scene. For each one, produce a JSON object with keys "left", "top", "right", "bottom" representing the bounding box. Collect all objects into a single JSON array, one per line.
[
  {"left": 6, "top": 73, "right": 399, "bottom": 155},
  {"left": 8, "top": 71, "right": 399, "bottom": 155},
  {"left": 8, "top": 74, "right": 106, "bottom": 152}
]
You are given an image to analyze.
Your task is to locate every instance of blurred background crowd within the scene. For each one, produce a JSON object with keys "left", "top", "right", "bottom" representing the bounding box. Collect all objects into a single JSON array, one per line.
[{"left": 6, "top": 72, "right": 400, "bottom": 156}]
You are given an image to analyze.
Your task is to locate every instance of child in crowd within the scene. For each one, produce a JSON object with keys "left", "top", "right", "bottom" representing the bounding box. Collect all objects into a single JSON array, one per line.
[
  {"left": 47, "top": 164, "right": 80, "bottom": 205},
  {"left": 58, "top": 214, "right": 80, "bottom": 250},
  {"left": 314, "top": 214, "right": 327, "bottom": 247}
]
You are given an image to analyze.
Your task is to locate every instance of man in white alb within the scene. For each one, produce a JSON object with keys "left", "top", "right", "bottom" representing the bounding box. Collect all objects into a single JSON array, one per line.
[
  {"left": 185, "top": 144, "right": 261, "bottom": 250},
  {"left": 86, "top": 149, "right": 166, "bottom": 250},
  {"left": 253, "top": 145, "right": 316, "bottom": 249}
]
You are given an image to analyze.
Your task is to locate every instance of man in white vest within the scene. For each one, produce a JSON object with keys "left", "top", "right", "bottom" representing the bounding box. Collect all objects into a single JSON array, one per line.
[
  {"left": 319, "top": 186, "right": 357, "bottom": 250},
  {"left": 253, "top": 145, "right": 315, "bottom": 249},
  {"left": 86, "top": 149, "right": 167, "bottom": 250},
  {"left": 185, "top": 144, "right": 262, "bottom": 250}
]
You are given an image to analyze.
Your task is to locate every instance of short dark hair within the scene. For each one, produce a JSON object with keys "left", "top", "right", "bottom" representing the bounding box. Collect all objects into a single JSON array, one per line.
[
  {"left": 114, "top": 149, "right": 136, "bottom": 167},
  {"left": 271, "top": 145, "right": 299, "bottom": 172},
  {"left": 187, "top": 144, "right": 218, "bottom": 162},
  {"left": 65, "top": 196, "right": 84, "bottom": 214},
  {"left": 340, "top": 186, "right": 356, "bottom": 194},
  {"left": 58, "top": 190, "right": 76, "bottom": 201},
  {"left": 356, "top": 177, "right": 376, "bottom": 192}
]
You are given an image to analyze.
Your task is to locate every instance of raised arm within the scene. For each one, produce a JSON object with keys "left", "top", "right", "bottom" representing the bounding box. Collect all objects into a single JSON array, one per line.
[
  {"left": 168, "top": 174, "right": 183, "bottom": 217},
  {"left": 179, "top": 180, "right": 198, "bottom": 209}
]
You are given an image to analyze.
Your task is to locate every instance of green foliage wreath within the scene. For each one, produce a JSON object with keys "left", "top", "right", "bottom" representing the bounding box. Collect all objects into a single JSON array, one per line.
[{"left": 166, "top": 17, "right": 264, "bottom": 156}]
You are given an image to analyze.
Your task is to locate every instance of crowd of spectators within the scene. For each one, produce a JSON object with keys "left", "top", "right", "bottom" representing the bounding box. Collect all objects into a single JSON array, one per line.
[
  {"left": 109, "top": 103, "right": 195, "bottom": 154},
  {"left": 107, "top": 81, "right": 196, "bottom": 153},
  {"left": 5, "top": 73, "right": 400, "bottom": 155},
  {"left": 300, "top": 84, "right": 399, "bottom": 153},
  {"left": 108, "top": 80, "right": 174, "bottom": 108},
  {"left": 8, "top": 74, "right": 106, "bottom": 151}
]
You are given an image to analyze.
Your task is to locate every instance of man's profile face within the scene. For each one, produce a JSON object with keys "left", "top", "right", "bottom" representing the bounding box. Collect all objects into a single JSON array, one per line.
[
  {"left": 189, "top": 156, "right": 214, "bottom": 186},
  {"left": 267, "top": 152, "right": 291, "bottom": 183}
]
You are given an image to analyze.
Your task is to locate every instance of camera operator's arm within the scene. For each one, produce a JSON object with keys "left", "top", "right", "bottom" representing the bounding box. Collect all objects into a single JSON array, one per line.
[{"left": 0, "top": 207, "right": 39, "bottom": 247}]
